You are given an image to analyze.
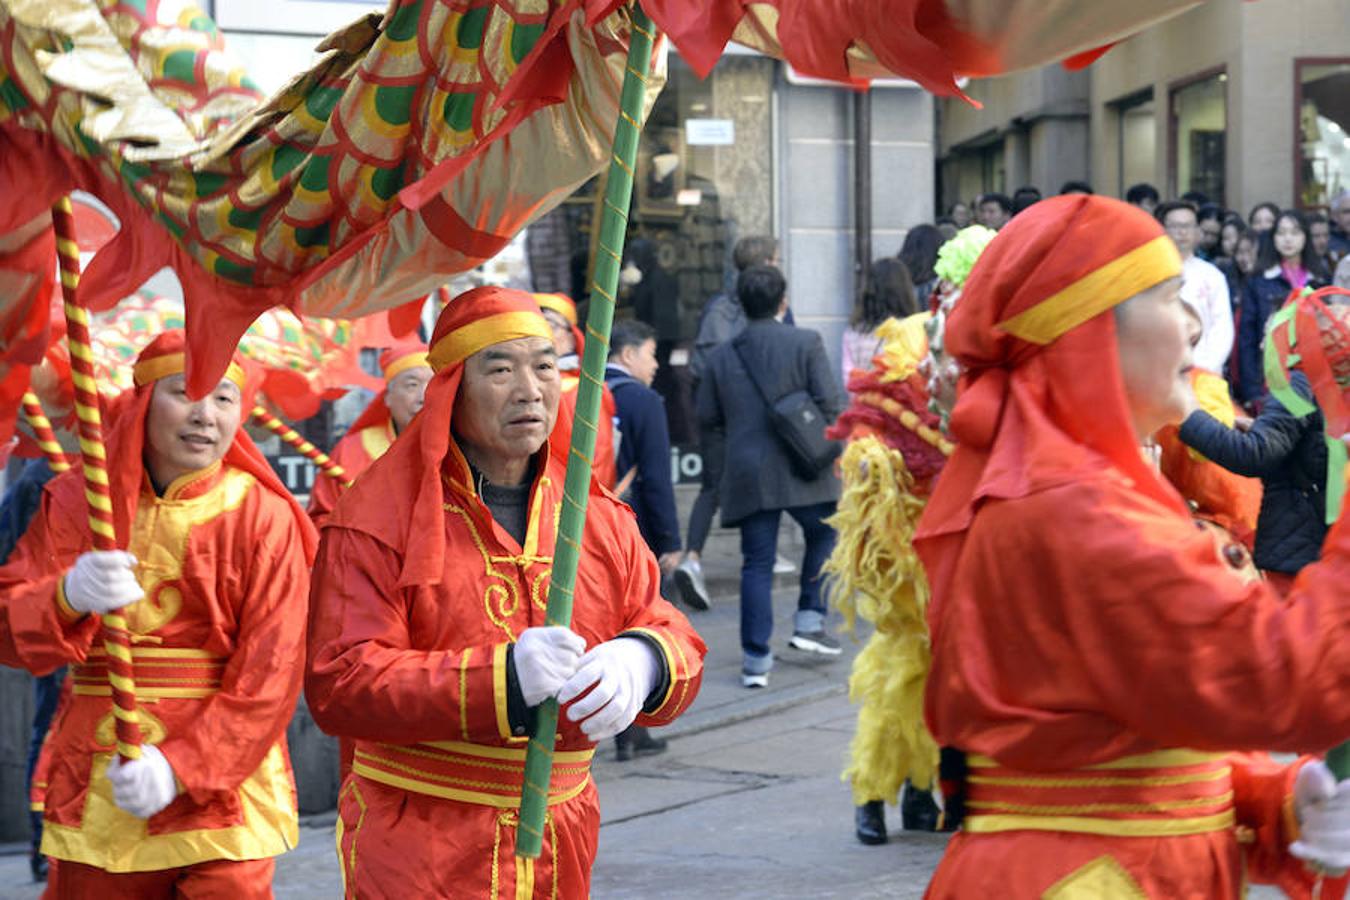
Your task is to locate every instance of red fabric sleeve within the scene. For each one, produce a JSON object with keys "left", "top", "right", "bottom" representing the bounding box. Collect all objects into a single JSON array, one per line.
[
  {"left": 305, "top": 527, "right": 513, "bottom": 745},
  {"left": 0, "top": 475, "right": 99, "bottom": 674},
  {"left": 1232, "top": 753, "right": 1348, "bottom": 899},
  {"left": 158, "top": 492, "right": 312, "bottom": 800}
]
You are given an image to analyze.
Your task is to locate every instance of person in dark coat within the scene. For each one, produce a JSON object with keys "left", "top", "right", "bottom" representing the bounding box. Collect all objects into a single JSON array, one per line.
[
  {"left": 604, "top": 318, "right": 679, "bottom": 761},
  {"left": 697, "top": 265, "right": 847, "bottom": 688},
  {"left": 1179, "top": 370, "right": 1328, "bottom": 592},
  {"left": 1235, "top": 211, "right": 1330, "bottom": 408}
]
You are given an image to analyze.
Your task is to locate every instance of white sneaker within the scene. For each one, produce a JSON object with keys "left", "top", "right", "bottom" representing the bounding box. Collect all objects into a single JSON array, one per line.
[
  {"left": 673, "top": 559, "right": 711, "bottom": 610},
  {"left": 773, "top": 554, "right": 796, "bottom": 575},
  {"left": 741, "top": 670, "right": 769, "bottom": 688}
]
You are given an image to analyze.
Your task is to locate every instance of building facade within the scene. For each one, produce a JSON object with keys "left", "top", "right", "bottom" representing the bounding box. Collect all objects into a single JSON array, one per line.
[{"left": 939, "top": 0, "right": 1350, "bottom": 215}]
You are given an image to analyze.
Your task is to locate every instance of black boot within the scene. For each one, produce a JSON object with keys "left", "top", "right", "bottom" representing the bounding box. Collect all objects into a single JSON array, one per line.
[
  {"left": 29, "top": 852, "right": 47, "bottom": 883},
  {"left": 630, "top": 726, "right": 667, "bottom": 757},
  {"left": 855, "top": 800, "right": 887, "bottom": 845},
  {"left": 900, "top": 781, "right": 940, "bottom": 832}
]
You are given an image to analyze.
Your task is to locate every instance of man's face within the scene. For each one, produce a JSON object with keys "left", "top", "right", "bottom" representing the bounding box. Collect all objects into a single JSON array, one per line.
[
  {"left": 1198, "top": 217, "right": 1221, "bottom": 253},
  {"left": 453, "top": 337, "right": 560, "bottom": 464},
  {"left": 1114, "top": 277, "right": 1194, "bottom": 439},
  {"left": 619, "top": 339, "right": 659, "bottom": 387},
  {"left": 1312, "top": 221, "right": 1331, "bottom": 258},
  {"left": 1337, "top": 202, "right": 1350, "bottom": 234},
  {"left": 979, "top": 201, "right": 1008, "bottom": 230},
  {"left": 144, "top": 374, "right": 242, "bottom": 486},
  {"left": 385, "top": 366, "right": 432, "bottom": 433},
  {"left": 1161, "top": 208, "right": 1198, "bottom": 258},
  {"left": 542, "top": 309, "right": 577, "bottom": 356}
]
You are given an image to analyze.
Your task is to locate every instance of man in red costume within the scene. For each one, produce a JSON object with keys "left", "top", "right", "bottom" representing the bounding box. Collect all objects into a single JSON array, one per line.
[
  {"left": 0, "top": 330, "right": 317, "bottom": 898},
  {"left": 306, "top": 286, "right": 705, "bottom": 899},
  {"left": 307, "top": 339, "right": 431, "bottom": 526},
  {"left": 536, "top": 292, "right": 618, "bottom": 488},
  {"left": 917, "top": 195, "right": 1350, "bottom": 898}
]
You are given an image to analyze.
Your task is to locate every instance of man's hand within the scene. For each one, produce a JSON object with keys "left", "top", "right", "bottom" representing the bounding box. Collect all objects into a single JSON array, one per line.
[
  {"left": 63, "top": 551, "right": 144, "bottom": 615},
  {"left": 514, "top": 627, "right": 586, "bottom": 706},
  {"left": 1291, "top": 760, "right": 1350, "bottom": 874},
  {"left": 657, "top": 552, "right": 681, "bottom": 575},
  {"left": 1234, "top": 415, "right": 1255, "bottom": 433},
  {"left": 107, "top": 744, "right": 178, "bottom": 819},
  {"left": 558, "top": 638, "right": 659, "bottom": 741}
]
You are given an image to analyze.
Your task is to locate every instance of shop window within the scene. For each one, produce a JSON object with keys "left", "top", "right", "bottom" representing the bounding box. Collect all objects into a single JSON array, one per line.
[
  {"left": 528, "top": 54, "right": 775, "bottom": 450},
  {"left": 1169, "top": 70, "right": 1226, "bottom": 205},
  {"left": 1296, "top": 59, "right": 1350, "bottom": 210},
  {"left": 1115, "top": 90, "right": 1155, "bottom": 197}
]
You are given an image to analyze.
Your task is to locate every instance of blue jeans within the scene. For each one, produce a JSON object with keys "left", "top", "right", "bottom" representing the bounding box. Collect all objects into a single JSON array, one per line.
[{"left": 738, "top": 502, "right": 837, "bottom": 669}]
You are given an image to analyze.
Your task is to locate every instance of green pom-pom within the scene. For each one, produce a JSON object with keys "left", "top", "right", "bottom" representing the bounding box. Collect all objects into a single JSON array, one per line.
[{"left": 933, "top": 225, "right": 997, "bottom": 289}]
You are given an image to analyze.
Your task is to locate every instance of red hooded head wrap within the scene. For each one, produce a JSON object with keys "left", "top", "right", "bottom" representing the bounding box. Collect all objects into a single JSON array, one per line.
[
  {"left": 345, "top": 339, "right": 431, "bottom": 435},
  {"left": 534, "top": 292, "right": 584, "bottom": 362},
  {"left": 915, "top": 195, "right": 1188, "bottom": 588},
  {"left": 328, "top": 287, "right": 553, "bottom": 587},
  {"left": 103, "top": 330, "right": 317, "bottom": 563}
]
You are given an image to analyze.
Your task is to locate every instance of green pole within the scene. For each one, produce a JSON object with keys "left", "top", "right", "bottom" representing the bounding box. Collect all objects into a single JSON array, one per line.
[{"left": 515, "top": 3, "right": 657, "bottom": 859}]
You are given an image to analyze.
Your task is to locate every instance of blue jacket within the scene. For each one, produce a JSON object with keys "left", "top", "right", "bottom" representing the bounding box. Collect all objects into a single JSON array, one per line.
[
  {"left": 605, "top": 365, "right": 681, "bottom": 555},
  {"left": 0, "top": 458, "right": 57, "bottom": 565},
  {"left": 1179, "top": 371, "right": 1327, "bottom": 574}
]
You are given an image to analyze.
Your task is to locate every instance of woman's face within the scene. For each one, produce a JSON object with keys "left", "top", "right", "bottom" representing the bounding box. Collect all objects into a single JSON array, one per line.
[
  {"left": 1251, "top": 206, "right": 1277, "bottom": 233},
  {"left": 1220, "top": 222, "right": 1240, "bottom": 259},
  {"left": 1235, "top": 237, "right": 1258, "bottom": 275},
  {"left": 1273, "top": 216, "right": 1306, "bottom": 262},
  {"left": 1114, "top": 277, "right": 1194, "bottom": 439}
]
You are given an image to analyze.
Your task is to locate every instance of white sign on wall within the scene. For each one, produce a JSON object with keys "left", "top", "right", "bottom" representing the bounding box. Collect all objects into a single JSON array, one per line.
[{"left": 685, "top": 118, "right": 735, "bottom": 146}]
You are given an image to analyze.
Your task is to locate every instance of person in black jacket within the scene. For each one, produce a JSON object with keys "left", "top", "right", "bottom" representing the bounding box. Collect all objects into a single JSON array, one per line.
[
  {"left": 698, "top": 265, "right": 847, "bottom": 688},
  {"left": 605, "top": 319, "right": 679, "bottom": 760},
  {"left": 1178, "top": 370, "right": 1328, "bottom": 589}
]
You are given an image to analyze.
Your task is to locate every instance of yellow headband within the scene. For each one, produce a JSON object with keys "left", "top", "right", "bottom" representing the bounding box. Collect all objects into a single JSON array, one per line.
[
  {"left": 997, "top": 235, "right": 1182, "bottom": 345},
  {"left": 427, "top": 311, "right": 554, "bottom": 372},
  {"left": 535, "top": 294, "right": 578, "bottom": 326},
  {"left": 384, "top": 352, "right": 431, "bottom": 382},
  {"left": 133, "top": 352, "right": 247, "bottom": 391}
]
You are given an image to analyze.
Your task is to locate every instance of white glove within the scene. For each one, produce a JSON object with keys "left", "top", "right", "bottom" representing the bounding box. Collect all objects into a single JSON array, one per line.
[
  {"left": 557, "top": 637, "right": 660, "bottom": 741},
  {"left": 1291, "top": 760, "right": 1350, "bottom": 873},
  {"left": 106, "top": 744, "right": 178, "bottom": 819},
  {"left": 63, "top": 551, "right": 143, "bottom": 615},
  {"left": 514, "top": 627, "right": 586, "bottom": 706}
]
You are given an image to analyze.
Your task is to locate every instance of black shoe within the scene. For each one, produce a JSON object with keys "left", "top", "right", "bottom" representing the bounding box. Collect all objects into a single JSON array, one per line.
[
  {"left": 631, "top": 727, "right": 667, "bottom": 757},
  {"left": 615, "top": 737, "right": 633, "bottom": 762},
  {"left": 855, "top": 801, "right": 887, "bottom": 845},
  {"left": 30, "top": 852, "right": 47, "bottom": 883},
  {"left": 900, "top": 782, "right": 941, "bottom": 832}
]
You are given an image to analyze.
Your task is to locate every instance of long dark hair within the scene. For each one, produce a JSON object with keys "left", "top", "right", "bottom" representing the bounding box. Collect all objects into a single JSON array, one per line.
[
  {"left": 898, "top": 225, "right": 942, "bottom": 285},
  {"left": 1254, "top": 210, "right": 1331, "bottom": 280},
  {"left": 853, "top": 258, "right": 917, "bottom": 329}
]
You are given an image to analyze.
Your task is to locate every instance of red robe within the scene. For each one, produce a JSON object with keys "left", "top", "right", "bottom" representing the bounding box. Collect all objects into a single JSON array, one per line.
[
  {"left": 921, "top": 472, "right": 1350, "bottom": 898},
  {"left": 0, "top": 461, "right": 311, "bottom": 873},
  {"left": 306, "top": 444, "right": 704, "bottom": 899},
  {"left": 306, "top": 419, "right": 393, "bottom": 527}
]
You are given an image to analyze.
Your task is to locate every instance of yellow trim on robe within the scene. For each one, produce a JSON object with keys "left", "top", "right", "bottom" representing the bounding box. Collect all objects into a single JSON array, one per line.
[
  {"left": 1043, "top": 855, "right": 1149, "bottom": 900},
  {"left": 42, "top": 743, "right": 298, "bottom": 872},
  {"left": 428, "top": 312, "right": 552, "bottom": 371},
  {"left": 358, "top": 422, "right": 394, "bottom": 462},
  {"left": 54, "top": 577, "right": 81, "bottom": 622},
  {"left": 996, "top": 236, "right": 1181, "bottom": 345},
  {"left": 350, "top": 758, "right": 590, "bottom": 809},
  {"left": 963, "top": 808, "right": 1236, "bottom": 838},
  {"left": 966, "top": 749, "right": 1224, "bottom": 771},
  {"left": 493, "top": 642, "right": 521, "bottom": 742}
]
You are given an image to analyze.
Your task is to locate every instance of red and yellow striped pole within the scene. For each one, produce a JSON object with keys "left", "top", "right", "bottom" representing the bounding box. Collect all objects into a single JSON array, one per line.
[
  {"left": 20, "top": 391, "right": 72, "bottom": 473},
  {"left": 52, "top": 196, "right": 142, "bottom": 762},
  {"left": 250, "top": 406, "right": 352, "bottom": 486}
]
